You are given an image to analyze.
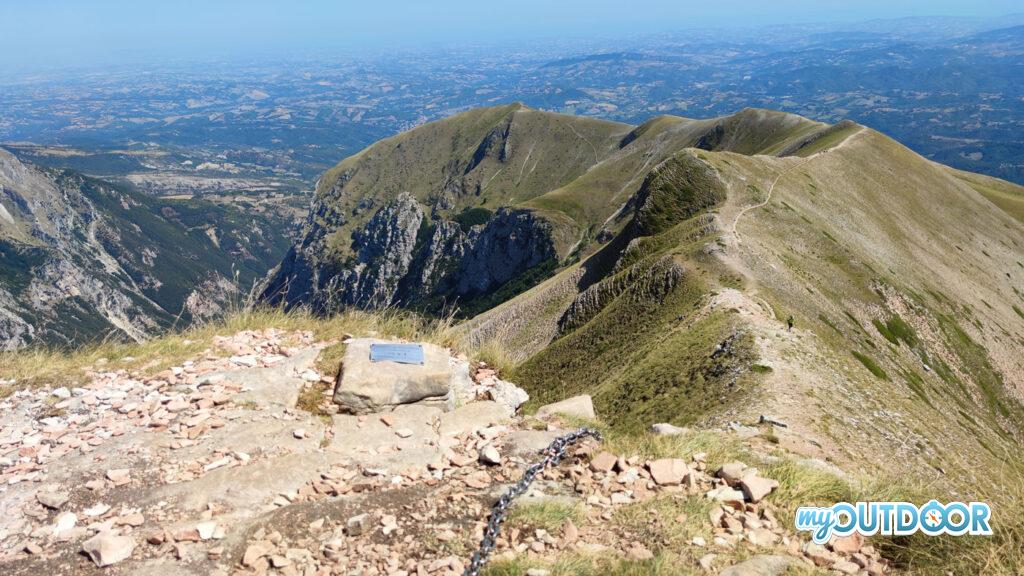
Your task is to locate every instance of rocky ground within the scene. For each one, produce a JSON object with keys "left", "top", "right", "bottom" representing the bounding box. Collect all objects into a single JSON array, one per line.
[{"left": 0, "top": 328, "right": 890, "bottom": 575}]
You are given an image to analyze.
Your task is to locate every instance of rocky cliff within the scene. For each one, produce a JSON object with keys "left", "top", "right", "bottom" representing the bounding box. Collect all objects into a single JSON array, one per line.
[
  {"left": 0, "top": 149, "right": 291, "bottom": 349},
  {"left": 261, "top": 191, "right": 558, "bottom": 313},
  {"left": 258, "top": 104, "right": 612, "bottom": 314}
]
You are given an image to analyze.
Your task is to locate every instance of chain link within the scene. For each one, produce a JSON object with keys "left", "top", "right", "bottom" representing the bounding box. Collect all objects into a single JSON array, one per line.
[{"left": 462, "top": 427, "right": 603, "bottom": 576}]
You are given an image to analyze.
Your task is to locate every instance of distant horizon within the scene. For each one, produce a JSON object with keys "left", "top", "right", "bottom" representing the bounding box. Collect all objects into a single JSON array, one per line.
[{"left": 1, "top": 1, "right": 1022, "bottom": 74}]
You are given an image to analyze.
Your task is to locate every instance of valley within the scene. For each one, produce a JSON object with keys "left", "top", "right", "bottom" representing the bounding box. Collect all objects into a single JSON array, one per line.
[{"left": 0, "top": 149, "right": 304, "bottom": 349}]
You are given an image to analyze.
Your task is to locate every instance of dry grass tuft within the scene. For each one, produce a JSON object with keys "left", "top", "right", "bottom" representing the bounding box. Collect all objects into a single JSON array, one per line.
[{"left": 0, "top": 306, "right": 458, "bottom": 396}]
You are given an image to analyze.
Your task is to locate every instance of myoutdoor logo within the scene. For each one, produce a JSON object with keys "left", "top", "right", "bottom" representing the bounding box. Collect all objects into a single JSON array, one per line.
[{"left": 795, "top": 501, "right": 992, "bottom": 544}]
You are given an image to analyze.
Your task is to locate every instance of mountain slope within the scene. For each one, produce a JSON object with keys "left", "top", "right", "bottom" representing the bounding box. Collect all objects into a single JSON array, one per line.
[
  {"left": 262, "top": 103, "right": 1024, "bottom": 485},
  {"left": 259, "top": 105, "right": 838, "bottom": 314},
  {"left": 0, "top": 149, "right": 296, "bottom": 349},
  {"left": 480, "top": 117, "right": 1024, "bottom": 480}
]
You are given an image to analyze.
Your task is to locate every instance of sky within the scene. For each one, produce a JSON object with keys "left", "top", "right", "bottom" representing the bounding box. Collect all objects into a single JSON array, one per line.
[{"left": 1, "top": 0, "right": 1021, "bottom": 72}]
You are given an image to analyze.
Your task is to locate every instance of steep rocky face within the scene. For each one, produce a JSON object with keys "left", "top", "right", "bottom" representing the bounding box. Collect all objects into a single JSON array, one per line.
[
  {"left": 0, "top": 149, "right": 290, "bottom": 349},
  {"left": 261, "top": 192, "right": 557, "bottom": 313},
  {"left": 333, "top": 192, "right": 425, "bottom": 308}
]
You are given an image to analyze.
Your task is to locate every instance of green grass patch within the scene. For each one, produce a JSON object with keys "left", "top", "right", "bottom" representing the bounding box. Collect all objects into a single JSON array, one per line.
[
  {"left": 453, "top": 206, "right": 494, "bottom": 231},
  {"left": 483, "top": 552, "right": 690, "bottom": 576},
  {"left": 872, "top": 315, "right": 918, "bottom": 347},
  {"left": 851, "top": 350, "right": 890, "bottom": 380},
  {"left": 507, "top": 501, "right": 585, "bottom": 533},
  {"left": 818, "top": 314, "right": 841, "bottom": 334},
  {"left": 901, "top": 370, "right": 935, "bottom": 409}
]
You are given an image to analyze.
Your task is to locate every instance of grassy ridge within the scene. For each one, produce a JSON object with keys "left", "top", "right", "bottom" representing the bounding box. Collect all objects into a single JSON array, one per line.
[
  {"left": 513, "top": 152, "right": 755, "bottom": 432},
  {"left": 948, "top": 167, "right": 1024, "bottom": 224}
]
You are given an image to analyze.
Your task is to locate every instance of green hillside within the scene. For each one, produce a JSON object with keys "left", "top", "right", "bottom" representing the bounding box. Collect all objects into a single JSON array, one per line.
[
  {"left": 262, "top": 103, "right": 1024, "bottom": 491},
  {"left": 444, "top": 107, "right": 1024, "bottom": 489}
]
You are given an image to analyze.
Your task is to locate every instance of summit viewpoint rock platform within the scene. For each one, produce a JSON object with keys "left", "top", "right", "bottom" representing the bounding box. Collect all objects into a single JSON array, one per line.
[{"left": 0, "top": 326, "right": 890, "bottom": 575}]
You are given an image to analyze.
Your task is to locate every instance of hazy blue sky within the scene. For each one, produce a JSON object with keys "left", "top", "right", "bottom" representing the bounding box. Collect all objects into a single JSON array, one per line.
[{"left": 1, "top": 0, "right": 1021, "bottom": 72}]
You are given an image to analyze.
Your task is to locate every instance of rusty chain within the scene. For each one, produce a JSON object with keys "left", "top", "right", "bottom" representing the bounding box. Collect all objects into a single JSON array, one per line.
[{"left": 463, "top": 427, "right": 603, "bottom": 576}]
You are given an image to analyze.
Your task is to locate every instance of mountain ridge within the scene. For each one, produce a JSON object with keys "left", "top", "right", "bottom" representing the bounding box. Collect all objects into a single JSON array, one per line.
[
  {"left": 259, "top": 104, "right": 851, "bottom": 315},
  {"left": 259, "top": 104, "right": 1024, "bottom": 489}
]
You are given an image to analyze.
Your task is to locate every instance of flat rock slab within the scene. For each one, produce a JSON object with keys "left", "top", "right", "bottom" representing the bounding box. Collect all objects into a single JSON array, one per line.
[
  {"left": 331, "top": 404, "right": 444, "bottom": 469},
  {"left": 536, "top": 394, "right": 595, "bottom": 420},
  {"left": 163, "top": 413, "right": 322, "bottom": 464},
  {"left": 148, "top": 452, "right": 331, "bottom": 513},
  {"left": 333, "top": 339, "right": 453, "bottom": 414},
  {"left": 205, "top": 348, "right": 320, "bottom": 409},
  {"left": 438, "top": 401, "right": 510, "bottom": 437},
  {"left": 503, "top": 429, "right": 564, "bottom": 457}
]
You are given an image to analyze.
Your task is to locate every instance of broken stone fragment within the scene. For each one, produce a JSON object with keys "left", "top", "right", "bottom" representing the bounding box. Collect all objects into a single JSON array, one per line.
[
  {"left": 196, "top": 521, "right": 221, "bottom": 540},
  {"left": 536, "top": 395, "right": 595, "bottom": 420},
  {"left": 36, "top": 491, "right": 68, "bottom": 510},
  {"left": 229, "top": 355, "right": 258, "bottom": 367},
  {"left": 589, "top": 451, "right": 617, "bottom": 473},
  {"left": 486, "top": 379, "right": 529, "bottom": 416},
  {"left": 84, "top": 502, "right": 111, "bottom": 517},
  {"left": 82, "top": 532, "right": 135, "bottom": 567},
  {"left": 478, "top": 445, "right": 501, "bottom": 465},
  {"left": 747, "top": 528, "right": 779, "bottom": 547},
  {"left": 648, "top": 458, "right": 689, "bottom": 486},
  {"left": 562, "top": 519, "right": 579, "bottom": 544},
  {"left": 462, "top": 470, "right": 491, "bottom": 489},
  {"left": 203, "top": 457, "right": 232, "bottom": 472},
  {"left": 831, "top": 533, "right": 863, "bottom": 554},
  {"left": 242, "top": 542, "right": 269, "bottom": 567},
  {"left": 165, "top": 398, "right": 189, "bottom": 413},
  {"left": 116, "top": 513, "right": 145, "bottom": 527},
  {"left": 346, "top": 513, "right": 369, "bottom": 536},
  {"left": 106, "top": 468, "right": 131, "bottom": 485},
  {"left": 739, "top": 475, "right": 779, "bottom": 503},
  {"left": 52, "top": 512, "right": 77, "bottom": 537},
  {"left": 832, "top": 559, "right": 861, "bottom": 574},
  {"left": 706, "top": 486, "right": 745, "bottom": 509},
  {"left": 717, "top": 461, "right": 750, "bottom": 486}
]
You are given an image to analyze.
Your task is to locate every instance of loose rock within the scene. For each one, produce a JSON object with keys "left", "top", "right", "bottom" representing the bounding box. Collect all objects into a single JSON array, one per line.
[
  {"left": 82, "top": 532, "right": 136, "bottom": 567},
  {"left": 536, "top": 394, "right": 595, "bottom": 420}
]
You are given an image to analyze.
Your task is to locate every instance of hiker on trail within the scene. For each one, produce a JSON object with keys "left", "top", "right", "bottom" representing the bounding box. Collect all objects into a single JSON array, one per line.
[{"left": 786, "top": 315, "right": 794, "bottom": 331}]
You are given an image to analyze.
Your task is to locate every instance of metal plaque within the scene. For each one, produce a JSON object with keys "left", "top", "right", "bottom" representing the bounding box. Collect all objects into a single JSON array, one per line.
[{"left": 369, "top": 343, "right": 425, "bottom": 365}]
